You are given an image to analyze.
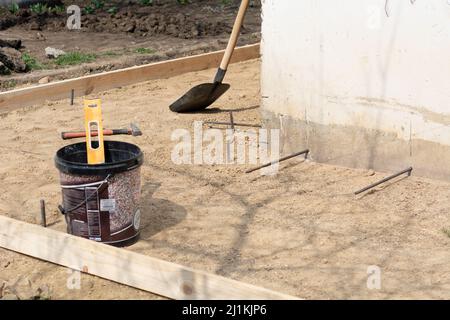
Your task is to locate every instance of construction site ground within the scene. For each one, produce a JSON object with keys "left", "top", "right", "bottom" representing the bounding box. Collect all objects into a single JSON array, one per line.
[{"left": 1, "top": 59, "right": 450, "bottom": 300}]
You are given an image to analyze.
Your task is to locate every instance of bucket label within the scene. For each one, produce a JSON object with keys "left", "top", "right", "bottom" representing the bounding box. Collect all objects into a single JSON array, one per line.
[{"left": 100, "top": 198, "right": 116, "bottom": 212}]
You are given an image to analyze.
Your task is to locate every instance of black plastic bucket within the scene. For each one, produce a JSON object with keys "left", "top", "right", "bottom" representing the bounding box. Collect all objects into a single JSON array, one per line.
[{"left": 55, "top": 141, "right": 144, "bottom": 246}]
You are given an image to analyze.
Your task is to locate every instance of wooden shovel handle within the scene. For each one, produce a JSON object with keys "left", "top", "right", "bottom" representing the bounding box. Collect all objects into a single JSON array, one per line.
[{"left": 219, "top": 0, "right": 250, "bottom": 71}]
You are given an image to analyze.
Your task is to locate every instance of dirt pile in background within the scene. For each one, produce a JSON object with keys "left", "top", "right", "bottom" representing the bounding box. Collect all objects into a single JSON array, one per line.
[
  {"left": 81, "top": 10, "right": 230, "bottom": 38},
  {"left": 0, "top": 0, "right": 261, "bottom": 88},
  {"left": 0, "top": 0, "right": 260, "bottom": 39},
  {"left": 0, "top": 39, "right": 26, "bottom": 74}
]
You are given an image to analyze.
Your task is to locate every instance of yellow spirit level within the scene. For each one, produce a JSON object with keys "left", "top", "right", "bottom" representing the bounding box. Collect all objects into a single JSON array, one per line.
[{"left": 84, "top": 99, "right": 105, "bottom": 165}]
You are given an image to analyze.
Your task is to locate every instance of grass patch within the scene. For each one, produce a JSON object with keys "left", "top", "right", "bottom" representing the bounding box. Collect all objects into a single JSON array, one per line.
[
  {"left": 101, "top": 51, "right": 121, "bottom": 57},
  {"left": 29, "top": 3, "right": 48, "bottom": 15},
  {"left": 92, "top": 0, "right": 105, "bottom": 9},
  {"left": 55, "top": 52, "right": 97, "bottom": 66},
  {"left": 8, "top": 2, "right": 19, "bottom": 14},
  {"left": 134, "top": 47, "right": 155, "bottom": 54},
  {"left": 50, "top": 5, "right": 65, "bottom": 14},
  {"left": 22, "top": 53, "right": 44, "bottom": 70},
  {"left": 1, "top": 80, "right": 17, "bottom": 90}
]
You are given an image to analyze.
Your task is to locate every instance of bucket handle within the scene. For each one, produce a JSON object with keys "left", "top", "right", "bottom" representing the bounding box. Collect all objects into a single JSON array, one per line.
[{"left": 58, "top": 174, "right": 111, "bottom": 215}]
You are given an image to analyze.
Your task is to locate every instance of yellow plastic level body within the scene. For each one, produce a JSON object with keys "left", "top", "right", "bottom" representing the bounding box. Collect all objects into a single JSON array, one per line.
[{"left": 84, "top": 99, "right": 105, "bottom": 165}]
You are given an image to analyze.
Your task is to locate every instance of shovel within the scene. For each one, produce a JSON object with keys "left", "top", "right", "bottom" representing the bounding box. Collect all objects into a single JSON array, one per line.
[{"left": 169, "top": 0, "right": 250, "bottom": 113}]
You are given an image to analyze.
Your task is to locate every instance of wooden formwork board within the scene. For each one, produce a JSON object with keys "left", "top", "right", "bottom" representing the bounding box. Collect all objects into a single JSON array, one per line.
[
  {"left": 0, "top": 43, "right": 260, "bottom": 113},
  {"left": 0, "top": 215, "right": 298, "bottom": 300}
]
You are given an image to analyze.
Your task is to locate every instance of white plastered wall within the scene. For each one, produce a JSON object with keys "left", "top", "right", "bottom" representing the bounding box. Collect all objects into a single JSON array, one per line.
[{"left": 261, "top": 0, "right": 450, "bottom": 179}]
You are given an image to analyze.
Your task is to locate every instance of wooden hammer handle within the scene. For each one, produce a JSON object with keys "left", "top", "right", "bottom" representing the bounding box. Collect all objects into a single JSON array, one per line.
[{"left": 61, "top": 129, "right": 116, "bottom": 140}]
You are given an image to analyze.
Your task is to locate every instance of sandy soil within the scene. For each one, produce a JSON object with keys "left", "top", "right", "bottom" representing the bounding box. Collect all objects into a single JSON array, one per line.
[{"left": 1, "top": 59, "right": 450, "bottom": 300}]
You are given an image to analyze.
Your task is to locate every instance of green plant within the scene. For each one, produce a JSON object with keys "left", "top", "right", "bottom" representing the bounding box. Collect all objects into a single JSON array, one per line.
[
  {"left": 8, "top": 2, "right": 19, "bottom": 14},
  {"left": 29, "top": 3, "right": 48, "bottom": 15},
  {"left": 55, "top": 52, "right": 97, "bottom": 66},
  {"left": 176, "top": 0, "right": 190, "bottom": 4},
  {"left": 92, "top": 0, "right": 104, "bottom": 9},
  {"left": 22, "top": 53, "right": 43, "bottom": 70},
  {"left": 107, "top": 6, "right": 118, "bottom": 14},
  {"left": 50, "top": 5, "right": 65, "bottom": 14},
  {"left": 139, "top": 0, "right": 153, "bottom": 5},
  {"left": 134, "top": 47, "right": 155, "bottom": 54},
  {"left": 102, "top": 50, "right": 120, "bottom": 57},
  {"left": 83, "top": 5, "right": 95, "bottom": 14}
]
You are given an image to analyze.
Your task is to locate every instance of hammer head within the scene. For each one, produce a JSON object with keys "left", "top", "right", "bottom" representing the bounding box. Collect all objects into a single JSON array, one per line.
[{"left": 130, "top": 123, "right": 142, "bottom": 136}]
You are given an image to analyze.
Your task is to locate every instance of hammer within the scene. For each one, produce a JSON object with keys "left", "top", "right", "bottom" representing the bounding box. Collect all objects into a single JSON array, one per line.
[{"left": 61, "top": 123, "right": 142, "bottom": 140}]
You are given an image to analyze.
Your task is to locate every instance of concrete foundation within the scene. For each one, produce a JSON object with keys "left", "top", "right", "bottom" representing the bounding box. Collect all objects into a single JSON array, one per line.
[
  {"left": 261, "top": 0, "right": 450, "bottom": 181},
  {"left": 263, "top": 109, "right": 450, "bottom": 181}
]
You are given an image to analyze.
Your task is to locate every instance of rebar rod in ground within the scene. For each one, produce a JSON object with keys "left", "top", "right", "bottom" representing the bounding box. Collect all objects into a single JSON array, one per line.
[
  {"left": 70, "top": 89, "right": 74, "bottom": 106},
  {"left": 204, "top": 121, "right": 261, "bottom": 128},
  {"left": 354, "top": 167, "right": 413, "bottom": 195},
  {"left": 245, "top": 149, "right": 310, "bottom": 174},
  {"left": 229, "top": 111, "right": 235, "bottom": 132},
  {"left": 40, "top": 199, "right": 46, "bottom": 227}
]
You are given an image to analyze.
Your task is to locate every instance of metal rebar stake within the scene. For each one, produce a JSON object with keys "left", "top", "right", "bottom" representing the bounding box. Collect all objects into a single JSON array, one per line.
[
  {"left": 354, "top": 167, "right": 413, "bottom": 195},
  {"left": 245, "top": 149, "right": 310, "bottom": 174},
  {"left": 70, "top": 89, "right": 74, "bottom": 106},
  {"left": 204, "top": 121, "right": 261, "bottom": 128},
  {"left": 229, "top": 111, "right": 235, "bottom": 133},
  {"left": 40, "top": 199, "right": 47, "bottom": 227}
]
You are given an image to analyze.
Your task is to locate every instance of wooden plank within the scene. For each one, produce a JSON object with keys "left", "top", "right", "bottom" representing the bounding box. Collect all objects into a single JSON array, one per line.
[
  {"left": 0, "top": 43, "right": 260, "bottom": 113},
  {"left": 0, "top": 215, "right": 298, "bottom": 300}
]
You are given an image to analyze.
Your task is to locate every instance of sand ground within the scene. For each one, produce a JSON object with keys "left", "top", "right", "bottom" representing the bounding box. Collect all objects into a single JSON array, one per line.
[{"left": 1, "top": 59, "right": 450, "bottom": 299}]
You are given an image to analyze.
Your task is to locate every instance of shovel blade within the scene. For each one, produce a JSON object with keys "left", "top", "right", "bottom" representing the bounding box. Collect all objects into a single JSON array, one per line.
[{"left": 169, "top": 83, "right": 230, "bottom": 113}]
